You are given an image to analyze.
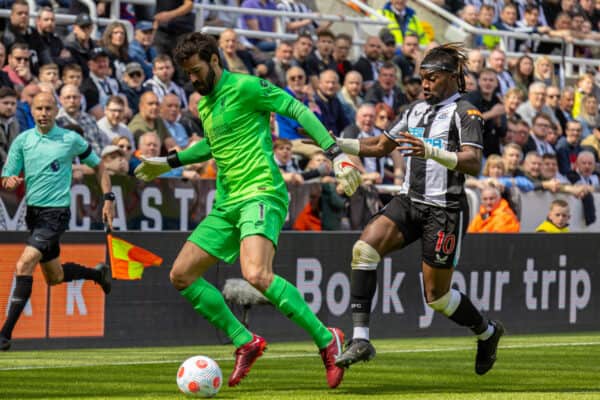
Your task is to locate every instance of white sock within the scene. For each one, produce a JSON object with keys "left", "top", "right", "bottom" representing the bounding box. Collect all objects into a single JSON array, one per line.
[
  {"left": 477, "top": 323, "right": 494, "bottom": 341},
  {"left": 353, "top": 326, "right": 370, "bottom": 341}
]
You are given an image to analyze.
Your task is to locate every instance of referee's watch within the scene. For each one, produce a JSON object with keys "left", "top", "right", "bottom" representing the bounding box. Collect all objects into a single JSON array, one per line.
[{"left": 103, "top": 192, "right": 116, "bottom": 202}]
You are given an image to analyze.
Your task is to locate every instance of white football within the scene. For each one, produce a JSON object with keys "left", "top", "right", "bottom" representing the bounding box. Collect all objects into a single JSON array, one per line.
[{"left": 177, "top": 355, "right": 223, "bottom": 397}]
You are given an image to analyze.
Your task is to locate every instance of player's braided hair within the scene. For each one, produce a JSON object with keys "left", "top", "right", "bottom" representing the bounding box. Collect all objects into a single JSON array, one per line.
[
  {"left": 173, "top": 32, "right": 223, "bottom": 68},
  {"left": 420, "top": 42, "right": 468, "bottom": 93}
]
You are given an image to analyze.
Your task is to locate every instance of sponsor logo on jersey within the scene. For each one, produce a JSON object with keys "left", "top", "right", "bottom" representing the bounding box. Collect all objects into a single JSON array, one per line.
[{"left": 50, "top": 160, "right": 60, "bottom": 172}]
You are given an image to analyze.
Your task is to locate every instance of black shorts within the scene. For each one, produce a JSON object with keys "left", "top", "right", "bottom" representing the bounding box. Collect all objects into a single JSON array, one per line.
[
  {"left": 25, "top": 206, "right": 71, "bottom": 263},
  {"left": 378, "top": 194, "right": 468, "bottom": 269}
]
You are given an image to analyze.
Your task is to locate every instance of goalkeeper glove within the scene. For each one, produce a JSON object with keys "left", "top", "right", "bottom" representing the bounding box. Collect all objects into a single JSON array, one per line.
[
  {"left": 134, "top": 156, "right": 172, "bottom": 181},
  {"left": 325, "top": 144, "right": 361, "bottom": 197}
]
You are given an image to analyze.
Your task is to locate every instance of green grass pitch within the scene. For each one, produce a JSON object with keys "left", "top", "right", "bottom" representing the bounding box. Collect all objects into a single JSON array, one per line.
[{"left": 1, "top": 333, "right": 600, "bottom": 399}]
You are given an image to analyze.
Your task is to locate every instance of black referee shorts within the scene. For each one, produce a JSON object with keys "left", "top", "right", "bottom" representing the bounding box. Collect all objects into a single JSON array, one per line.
[
  {"left": 378, "top": 194, "right": 468, "bottom": 269},
  {"left": 25, "top": 206, "right": 71, "bottom": 263}
]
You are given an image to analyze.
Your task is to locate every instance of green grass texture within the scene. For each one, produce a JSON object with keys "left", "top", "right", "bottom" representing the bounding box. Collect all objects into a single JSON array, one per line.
[{"left": 1, "top": 332, "right": 599, "bottom": 399}]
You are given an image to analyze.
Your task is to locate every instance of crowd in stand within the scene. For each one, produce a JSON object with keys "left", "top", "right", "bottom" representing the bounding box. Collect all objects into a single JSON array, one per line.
[{"left": 1, "top": 0, "right": 600, "bottom": 232}]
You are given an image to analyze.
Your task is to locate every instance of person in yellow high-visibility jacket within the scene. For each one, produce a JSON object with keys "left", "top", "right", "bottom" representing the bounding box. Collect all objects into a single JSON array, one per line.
[{"left": 377, "top": 0, "right": 430, "bottom": 46}]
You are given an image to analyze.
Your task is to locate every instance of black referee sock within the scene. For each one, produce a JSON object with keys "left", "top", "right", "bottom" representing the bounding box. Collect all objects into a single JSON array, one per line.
[
  {"left": 448, "top": 292, "right": 488, "bottom": 335},
  {"left": 62, "top": 262, "right": 101, "bottom": 283},
  {"left": 350, "top": 269, "right": 378, "bottom": 330},
  {"left": 1, "top": 275, "right": 33, "bottom": 340}
]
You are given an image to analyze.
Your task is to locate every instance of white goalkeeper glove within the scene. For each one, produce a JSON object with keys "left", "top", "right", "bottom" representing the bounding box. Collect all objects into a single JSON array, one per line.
[
  {"left": 333, "top": 153, "right": 361, "bottom": 196},
  {"left": 134, "top": 156, "right": 172, "bottom": 181}
]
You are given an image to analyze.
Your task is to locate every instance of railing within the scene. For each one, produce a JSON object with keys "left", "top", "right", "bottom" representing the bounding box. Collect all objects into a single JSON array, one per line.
[{"left": 412, "top": 0, "right": 600, "bottom": 79}]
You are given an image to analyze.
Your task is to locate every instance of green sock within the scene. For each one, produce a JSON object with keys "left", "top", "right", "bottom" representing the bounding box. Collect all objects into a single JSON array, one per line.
[
  {"left": 264, "top": 275, "right": 332, "bottom": 349},
  {"left": 180, "top": 277, "right": 253, "bottom": 348}
]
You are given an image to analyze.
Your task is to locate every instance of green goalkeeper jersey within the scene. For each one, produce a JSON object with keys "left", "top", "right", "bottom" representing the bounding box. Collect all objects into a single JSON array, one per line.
[{"left": 180, "top": 70, "right": 335, "bottom": 207}]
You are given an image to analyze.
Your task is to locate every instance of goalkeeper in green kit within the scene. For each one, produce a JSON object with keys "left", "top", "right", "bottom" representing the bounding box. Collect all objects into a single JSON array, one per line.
[{"left": 135, "top": 32, "right": 361, "bottom": 388}]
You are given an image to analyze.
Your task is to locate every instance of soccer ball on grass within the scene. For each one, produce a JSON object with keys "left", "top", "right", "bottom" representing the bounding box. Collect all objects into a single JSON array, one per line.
[{"left": 177, "top": 355, "right": 222, "bottom": 397}]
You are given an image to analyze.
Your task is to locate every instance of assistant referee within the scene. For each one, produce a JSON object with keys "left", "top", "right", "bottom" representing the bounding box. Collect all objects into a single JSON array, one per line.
[{"left": 0, "top": 92, "right": 115, "bottom": 351}]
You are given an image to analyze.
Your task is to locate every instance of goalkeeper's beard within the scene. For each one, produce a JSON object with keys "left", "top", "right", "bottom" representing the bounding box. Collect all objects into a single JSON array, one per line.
[{"left": 193, "top": 66, "right": 216, "bottom": 96}]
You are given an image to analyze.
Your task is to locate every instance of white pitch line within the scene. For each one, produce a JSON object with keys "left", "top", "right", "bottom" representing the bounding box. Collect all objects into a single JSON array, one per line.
[{"left": 0, "top": 341, "right": 599, "bottom": 371}]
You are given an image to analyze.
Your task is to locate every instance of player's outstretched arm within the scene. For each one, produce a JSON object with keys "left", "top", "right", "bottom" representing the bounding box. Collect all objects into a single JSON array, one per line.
[
  {"left": 135, "top": 139, "right": 213, "bottom": 181},
  {"left": 337, "top": 134, "right": 398, "bottom": 158}
]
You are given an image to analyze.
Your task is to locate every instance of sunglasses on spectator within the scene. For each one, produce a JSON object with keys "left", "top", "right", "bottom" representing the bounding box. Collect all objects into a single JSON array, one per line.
[
  {"left": 118, "top": 145, "right": 132, "bottom": 150},
  {"left": 129, "top": 72, "right": 142, "bottom": 78}
]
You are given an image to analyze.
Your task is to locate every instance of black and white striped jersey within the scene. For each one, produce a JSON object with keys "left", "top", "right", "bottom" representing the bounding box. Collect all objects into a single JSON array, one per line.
[{"left": 384, "top": 93, "right": 483, "bottom": 209}]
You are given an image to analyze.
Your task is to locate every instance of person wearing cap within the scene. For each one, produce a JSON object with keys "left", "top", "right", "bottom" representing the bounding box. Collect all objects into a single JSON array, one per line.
[
  {"left": 1, "top": 0, "right": 34, "bottom": 58},
  {"left": 80, "top": 47, "right": 120, "bottom": 120},
  {"left": 120, "top": 62, "right": 147, "bottom": 115},
  {"left": 128, "top": 20, "right": 157, "bottom": 80},
  {"left": 101, "top": 145, "right": 129, "bottom": 176},
  {"left": 64, "top": 13, "right": 97, "bottom": 77},
  {"left": 97, "top": 95, "right": 135, "bottom": 148}
]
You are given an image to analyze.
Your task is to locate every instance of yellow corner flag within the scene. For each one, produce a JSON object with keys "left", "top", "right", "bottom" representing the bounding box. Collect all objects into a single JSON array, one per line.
[{"left": 107, "top": 234, "right": 163, "bottom": 280}]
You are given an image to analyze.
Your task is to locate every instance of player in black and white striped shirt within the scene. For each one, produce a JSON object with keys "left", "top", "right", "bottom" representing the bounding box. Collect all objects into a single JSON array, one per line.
[{"left": 334, "top": 43, "right": 505, "bottom": 375}]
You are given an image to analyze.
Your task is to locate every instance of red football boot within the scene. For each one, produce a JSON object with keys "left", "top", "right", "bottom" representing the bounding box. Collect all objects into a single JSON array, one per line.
[
  {"left": 319, "top": 327, "right": 345, "bottom": 388},
  {"left": 228, "top": 334, "right": 267, "bottom": 387}
]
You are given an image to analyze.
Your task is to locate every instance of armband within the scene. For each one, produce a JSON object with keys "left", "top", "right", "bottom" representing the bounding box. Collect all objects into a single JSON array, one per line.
[{"left": 167, "top": 151, "right": 182, "bottom": 168}]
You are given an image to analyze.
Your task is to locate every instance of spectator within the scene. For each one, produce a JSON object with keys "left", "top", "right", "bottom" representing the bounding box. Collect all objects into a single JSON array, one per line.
[
  {"left": 379, "top": 30, "right": 401, "bottom": 81},
  {"left": 545, "top": 85, "right": 561, "bottom": 124},
  {"left": 529, "top": 113, "right": 557, "bottom": 156},
  {"left": 536, "top": 199, "right": 570, "bottom": 233},
  {"left": 533, "top": 55, "right": 558, "bottom": 87},
  {"left": 62, "top": 63, "right": 83, "bottom": 88},
  {"left": 128, "top": 21, "right": 157, "bottom": 80},
  {"left": 293, "top": 184, "right": 322, "bottom": 231},
  {"left": 100, "top": 22, "right": 130, "bottom": 81},
  {"left": 56, "top": 84, "right": 106, "bottom": 155},
  {"left": 153, "top": 0, "right": 194, "bottom": 63},
  {"left": 466, "top": 49, "right": 485, "bottom": 77},
  {"left": 474, "top": 4, "right": 501, "bottom": 50},
  {"left": 143, "top": 54, "right": 188, "bottom": 109},
  {"left": 262, "top": 41, "right": 294, "bottom": 87},
  {"left": 112, "top": 135, "right": 134, "bottom": 162},
  {"left": 337, "top": 71, "right": 363, "bottom": 123},
  {"left": 365, "top": 62, "right": 408, "bottom": 115},
  {"left": 132, "top": 130, "right": 187, "bottom": 178},
  {"left": 516, "top": 82, "right": 558, "bottom": 127},
  {"left": 218, "top": 29, "right": 260, "bottom": 76},
  {"left": 15, "top": 82, "right": 38, "bottom": 131},
  {"left": 120, "top": 62, "right": 147, "bottom": 116},
  {"left": 487, "top": 49, "right": 515, "bottom": 96},
  {"left": 402, "top": 75, "right": 423, "bottom": 103},
  {"left": 277, "top": 0, "right": 331, "bottom": 34},
  {"left": 555, "top": 86, "right": 575, "bottom": 134},
  {"left": 1, "top": 1, "right": 34, "bottom": 61},
  {"left": 306, "top": 151, "right": 346, "bottom": 231},
  {"left": 353, "top": 36, "right": 383, "bottom": 91},
  {"left": 0, "top": 86, "right": 19, "bottom": 169},
  {"left": 0, "top": 43, "right": 13, "bottom": 89},
  {"left": 81, "top": 47, "right": 120, "bottom": 120},
  {"left": 315, "top": 69, "right": 349, "bottom": 137},
  {"left": 97, "top": 95, "right": 135, "bottom": 148},
  {"left": 332, "top": 33, "right": 353, "bottom": 84},
  {"left": 519, "top": 151, "right": 563, "bottom": 192},
  {"left": 566, "top": 151, "right": 599, "bottom": 225},
  {"left": 465, "top": 68, "right": 504, "bottom": 157},
  {"left": 503, "top": 87, "right": 524, "bottom": 122},
  {"left": 572, "top": 74, "right": 594, "bottom": 119},
  {"left": 466, "top": 153, "right": 533, "bottom": 198},
  {"left": 392, "top": 33, "right": 422, "bottom": 81},
  {"left": 273, "top": 138, "right": 303, "bottom": 185},
  {"left": 3, "top": 42, "right": 33, "bottom": 91},
  {"left": 30, "top": 7, "right": 65, "bottom": 68},
  {"left": 276, "top": 66, "right": 321, "bottom": 157},
  {"left": 64, "top": 13, "right": 96, "bottom": 77},
  {"left": 100, "top": 145, "right": 129, "bottom": 176},
  {"left": 239, "top": 0, "right": 277, "bottom": 52},
  {"left": 460, "top": 4, "right": 479, "bottom": 26},
  {"left": 540, "top": 153, "right": 569, "bottom": 183},
  {"left": 179, "top": 91, "right": 204, "bottom": 139},
  {"left": 503, "top": 142, "right": 524, "bottom": 177},
  {"left": 38, "top": 63, "right": 60, "bottom": 93},
  {"left": 511, "top": 55, "right": 534, "bottom": 96},
  {"left": 577, "top": 94, "right": 600, "bottom": 139},
  {"left": 377, "top": 0, "right": 430, "bottom": 45},
  {"left": 556, "top": 120, "right": 583, "bottom": 175},
  {"left": 467, "top": 185, "right": 520, "bottom": 233},
  {"left": 374, "top": 102, "right": 394, "bottom": 132},
  {"left": 306, "top": 30, "right": 337, "bottom": 88},
  {"left": 128, "top": 91, "right": 172, "bottom": 150},
  {"left": 161, "top": 93, "right": 189, "bottom": 149},
  {"left": 581, "top": 125, "right": 600, "bottom": 163},
  {"left": 291, "top": 32, "right": 315, "bottom": 79}
]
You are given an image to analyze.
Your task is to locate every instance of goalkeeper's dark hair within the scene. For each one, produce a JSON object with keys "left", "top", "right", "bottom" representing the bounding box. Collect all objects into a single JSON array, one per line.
[
  {"left": 173, "top": 32, "right": 223, "bottom": 68},
  {"left": 420, "top": 42, "right": 468, "bottom": 93}
]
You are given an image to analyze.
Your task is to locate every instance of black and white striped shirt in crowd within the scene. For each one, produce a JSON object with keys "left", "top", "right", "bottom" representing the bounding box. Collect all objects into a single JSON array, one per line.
[{"left": 384, "top": 93, "right": 484, "bottom": 209}]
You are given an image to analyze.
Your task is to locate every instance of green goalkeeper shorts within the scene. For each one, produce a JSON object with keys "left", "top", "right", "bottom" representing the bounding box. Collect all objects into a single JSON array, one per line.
[{"left": 187, "top": 196, "right": 288, "bottom": 264}]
